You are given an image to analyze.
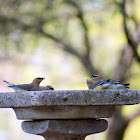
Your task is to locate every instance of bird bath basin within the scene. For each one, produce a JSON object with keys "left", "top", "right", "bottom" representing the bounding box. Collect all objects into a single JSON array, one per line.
[{"left": 0, "top": 89, "right": 139, "bottom": 140}]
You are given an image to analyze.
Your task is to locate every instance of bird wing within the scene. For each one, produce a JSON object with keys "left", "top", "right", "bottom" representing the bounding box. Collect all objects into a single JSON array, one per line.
[
  {"left": 8, "top": 84, "right": 33, "bottom": 91},
  {"left": 89, "top": 81, "right": 104, "bottom": 89},
  {"left": 101, "top": 79, "right": 114, "bottom": 89}
]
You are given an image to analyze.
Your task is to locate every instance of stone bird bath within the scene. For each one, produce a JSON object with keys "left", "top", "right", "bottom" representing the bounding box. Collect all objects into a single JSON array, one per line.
[{"left": 0, "top": 89, "right": 140, "bottom": 140}]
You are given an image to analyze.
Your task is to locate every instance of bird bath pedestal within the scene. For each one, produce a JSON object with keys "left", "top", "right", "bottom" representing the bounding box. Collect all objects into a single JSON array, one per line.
[{"left": 0, "top": 89, "right": 140, "bottom": 140}]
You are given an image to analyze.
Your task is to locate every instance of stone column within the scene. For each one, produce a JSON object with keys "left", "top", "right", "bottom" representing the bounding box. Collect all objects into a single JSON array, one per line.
[{"left": 22, "top": 119, "right": 108, "bottom": 140}]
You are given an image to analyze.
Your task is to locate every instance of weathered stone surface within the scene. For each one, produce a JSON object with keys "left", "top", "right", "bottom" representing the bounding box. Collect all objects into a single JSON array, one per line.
[
  {"left": 0, "top": 89, "right": 139, "bottom": 140},
  {"left": 0, "top": 89, "right": 139, "bottom": 120},
  {"left": 22, "top": 119, "right": 108, "bottom": 140},
  {"left": 14, "top": 105, "right": 115, "bottom": 120},
  {"left": 0, "top": 89, "right": 139, "bottom": 108}
]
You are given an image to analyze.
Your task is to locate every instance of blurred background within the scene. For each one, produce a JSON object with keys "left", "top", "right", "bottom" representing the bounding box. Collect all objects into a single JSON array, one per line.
[{"left": 0, "top": 0, "right": 140, "bottom": 140}]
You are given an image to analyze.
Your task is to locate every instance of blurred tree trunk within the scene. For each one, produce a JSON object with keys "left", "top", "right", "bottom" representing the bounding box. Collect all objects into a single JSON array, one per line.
[
  {"left": 107, "top": 0, "right": 140, "bottom": 140},
  {"left": 107, "top": 107, "right": 128, "bottom": 140}
]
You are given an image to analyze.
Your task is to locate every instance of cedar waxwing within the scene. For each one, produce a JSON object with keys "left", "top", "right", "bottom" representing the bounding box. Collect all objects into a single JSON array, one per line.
[
  {"left": 90, "top": 75, "right": 129, "bottom": 89},
  {"left": 99, "top": 79, "right": 129, "bottom": 89},
  {"left": 40, "top": 85, "right": 54, "bottom": 90},
  {"left": 90, "top": 75, "right": 110, "bottom": 89},
  {"left": 3, "top": 77, "right": 45, "bottom": 92}
]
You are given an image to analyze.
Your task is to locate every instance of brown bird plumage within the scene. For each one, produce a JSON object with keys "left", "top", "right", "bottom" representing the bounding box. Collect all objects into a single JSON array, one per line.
[
  {"left": 40, "top": 85, "right": 54, "bottom": 90},
  {"left": 86, "top": 80, "right": 94, "bottom": 89},
  {"left": 90, "top": 75, "right": 102, "bottom": 82}
]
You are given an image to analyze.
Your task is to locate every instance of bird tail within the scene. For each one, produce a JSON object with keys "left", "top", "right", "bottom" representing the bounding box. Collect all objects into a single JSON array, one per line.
[
  {"left": 124, "top": 83, "right": 129, "bottom": 86},
  {"left": 124, "top": 83, "right": 130, "bottom": 88},
  {"left": 3, "top": 80, "right": 15, "bottom": 86}
]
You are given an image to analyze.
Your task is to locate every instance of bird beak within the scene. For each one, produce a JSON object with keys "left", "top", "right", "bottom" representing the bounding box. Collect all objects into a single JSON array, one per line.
[{"left": 41, "top": 78, "right": 45, "bottom": 81}]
